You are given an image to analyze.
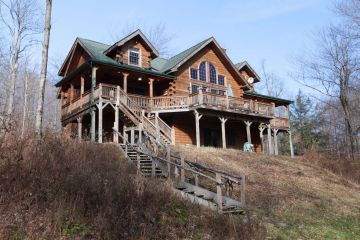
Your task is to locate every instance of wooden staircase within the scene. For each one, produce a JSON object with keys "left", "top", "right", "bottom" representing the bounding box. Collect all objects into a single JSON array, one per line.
[{"left": 114, "top": 87, "right": 246, "bottom": 214}]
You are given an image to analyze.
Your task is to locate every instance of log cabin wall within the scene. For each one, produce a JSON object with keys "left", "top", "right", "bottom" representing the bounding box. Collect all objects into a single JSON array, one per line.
[
  {"left": 115, "top": 38, "right": 152, "bottom": 68},
  {"left": 173, "top": 45, "right": 245, "bottom": 97}
]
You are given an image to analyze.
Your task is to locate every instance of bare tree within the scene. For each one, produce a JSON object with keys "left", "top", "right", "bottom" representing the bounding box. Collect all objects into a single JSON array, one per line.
[
  {"left": 296, "top": 24, "right": 360, "bottom": 159},
  {"left": 0, "top": 0, "right": 39, "bottom": 116},
  {"left": 257, "top": 60, "right": 284, "bottom": 97},
  {"left": 35, "top": 0, "right": 52, "bottom": 137}
]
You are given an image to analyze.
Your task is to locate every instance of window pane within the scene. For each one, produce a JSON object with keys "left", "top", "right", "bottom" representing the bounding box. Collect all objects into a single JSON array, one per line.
[
  {"left": 199, "top": 62, "right": 207, "bottom": 81},
  {"left": 190, "top": 68, "right": 198, "bottom": 79},
  {"left": 211, "top": 88, "right": 218, "bottom": 94},
  {"left": 129, "top": 48, "right": 139, "bottom": 65},
  {"left": 218, "top": 75, "right": 225, "bottom": 86},
  {"left": 218, "top": 90, "right": 226, "bottom": 95},
  {"left": 191, "top": 84, "right": 199, "bottom": 93},
  {"left": 209, "top": 63, "right": 217, "bottom": 84}
]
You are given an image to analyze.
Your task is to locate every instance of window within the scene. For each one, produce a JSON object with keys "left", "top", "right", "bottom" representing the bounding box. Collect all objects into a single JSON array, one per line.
[
  {"left": 190, "top": 68, "right": 198, "bottom": 79},
  {"left": 218, "top": 75, "right": 225, "bottom": 86},
  {"left": 218, "top": 90, "right": 226, "bottom": 95},
  {"left": 129, "top": 48, "right": 139, "bottom": 65},
  {"left": 199, "top": 62, "right": 207, "bottom": 81},
  {"left": 191, "top": 84, "right": 200, "bottom": 93},
  {"left": 209, "top": 63, "right": 217, "bottom": 84},
  {"left": 211, "top": 88, "right": 218, "bottom": 94}
]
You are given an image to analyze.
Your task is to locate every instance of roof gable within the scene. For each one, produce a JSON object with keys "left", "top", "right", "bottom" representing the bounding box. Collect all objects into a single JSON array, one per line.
[
  {"left": 235, "top": 61, "right": 261, "bottom": 83},
  {"left": 104, "top": 29, "right": 159, "bottom": 57}
]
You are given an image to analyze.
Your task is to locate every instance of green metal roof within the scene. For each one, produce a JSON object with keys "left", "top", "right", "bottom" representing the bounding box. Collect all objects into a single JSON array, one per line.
[
  {"left": 152, "top": 38, "right": 211, "bottom": 73},
  {"left": 244, "top": 91, "right": 293, "bottom": 104}
]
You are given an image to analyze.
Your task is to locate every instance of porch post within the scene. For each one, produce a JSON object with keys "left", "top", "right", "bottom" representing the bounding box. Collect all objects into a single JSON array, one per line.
[
  {"left": 148, "top": 78, "right": 154, "bottom": 98},
  {"left": 122, "top": 73, "right": 129, "bottom": 93},
  {"left": 244, "top": 120, "right": 252, "bottom": 144},
  {"left": 97, "top": 98, "right": 103, "bottom": 143},
  {"left": 267, "top": 124, "right": 273, "bottom": 154},
  {"left": 194, "top": 110, "right": 203, "bottom": 147},
  {"left": 80, "top": 75, "right": 84, "bottom": 98},
  {"left": 273, "top": 128, "right": 279, "bottom": 155},
  {"left": 259, "top": 125, "right": 265, "bottom": 153},
  {"left": 123, "top": 125, "right": 127, "bottom": 144},
  {"left": 77, "top": 116, "right": 82, "bottom": 141},
  {"left": 130, "top": 129, "right": 135, "bottom": 144},
  {"left": 155, "top": 112, "right": 160, "bottom": 141},
  {"left": 113, "top": 105, "right": 119, "bottom": 143},
  {"left": 219, "top": 117, "right": 228, "bottom": 149},
  {"left": 91, "top": 110, "right": 96, "bottom": 142}
]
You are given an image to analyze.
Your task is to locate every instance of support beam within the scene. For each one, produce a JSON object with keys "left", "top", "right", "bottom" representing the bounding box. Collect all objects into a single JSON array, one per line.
[
  {"left": 194, "top": 110, "right": 203, "bottom": 147},
  {"left": 80, "top": 75, "right": 84, "bottom": 97},
  {"left": 244, "top": 120, "right": 253, "bottom": 144},
  {"left": 258, "top": 125, "right": 266, "bottom": 153},
  {"left": 273, "top": 128, "right": 279, "bottom": 155},
  {"left": 122, "top": 73, "right": 129, "bottom": 93},
  {"left": 113, "top": 106, "right": 119, "bottom": 143},
  {"left": 91, "top": 110, "right": 96, "bottom": 142},
  {"left": 97, "top": 99, "right": 103, "bottom": 143},
  {"left": 77, "top": 116, "right": 82, "bottom": 142},
  {"left": 267, "top": 124, "right": 273, "bottom": 154},
  {"left": 148, "top": 78, "right": 154, "bottom": 98},
  {"left": 219, "top": 117, "right": 228, "bottom": 149},
  {"left": 123, "top": 125, "right": 127, "bottom": 144},
  {"left": 130, "top": 129, "right": 135, "bottom": 144}
]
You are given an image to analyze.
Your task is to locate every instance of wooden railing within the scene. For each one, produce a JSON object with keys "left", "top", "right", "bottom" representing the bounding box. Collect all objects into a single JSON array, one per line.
[{"left": 270, "top": 117, "right": 290, "bottom": 129}]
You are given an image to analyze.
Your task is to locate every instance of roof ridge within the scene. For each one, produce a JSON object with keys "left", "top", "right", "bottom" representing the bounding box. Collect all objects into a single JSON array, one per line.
[
  {"left": 168, "top": 37, "right": 212, "bottom": 61},
  {"left": 78, "top": 37, "right": 110, "bottom": 47}
]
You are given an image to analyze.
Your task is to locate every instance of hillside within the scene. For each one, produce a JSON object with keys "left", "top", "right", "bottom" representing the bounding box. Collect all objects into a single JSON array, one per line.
[{"left": 175, "top": 145, "right": 360, "bottom": 239}]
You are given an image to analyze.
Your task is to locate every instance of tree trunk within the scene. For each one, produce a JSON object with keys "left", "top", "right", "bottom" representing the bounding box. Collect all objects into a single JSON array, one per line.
[
  {"left": 21, "top": 68, "right": 29, "bottom": 138},
  {"left": 35, "top": 0, "right": 52, "bottom": 137}
]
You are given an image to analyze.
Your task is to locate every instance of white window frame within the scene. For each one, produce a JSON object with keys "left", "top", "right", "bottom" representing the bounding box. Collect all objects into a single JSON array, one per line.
[{"left": 128, "top": 47, "right": 141, "bottom": 67}]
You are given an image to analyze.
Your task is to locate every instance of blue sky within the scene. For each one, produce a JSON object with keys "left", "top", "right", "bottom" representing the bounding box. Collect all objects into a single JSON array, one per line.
[{"left": 50, "top": 0, "right": 336, "bottom": 97}]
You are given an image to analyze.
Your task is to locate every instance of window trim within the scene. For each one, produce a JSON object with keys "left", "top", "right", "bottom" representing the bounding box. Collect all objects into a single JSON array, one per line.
[
  {"left": 128, "top": 47, "right": 141, "bottom": 67},
  {"left": 189, "top": 67, "right": 198, "bottom": 80}
]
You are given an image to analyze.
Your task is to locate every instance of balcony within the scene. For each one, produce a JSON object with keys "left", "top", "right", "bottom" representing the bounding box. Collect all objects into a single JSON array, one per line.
[{"left": 61, "top": 84, "right": 288, "bottom": 124}]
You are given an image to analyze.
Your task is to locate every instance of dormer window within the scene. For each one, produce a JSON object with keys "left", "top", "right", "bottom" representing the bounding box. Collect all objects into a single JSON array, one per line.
[{"left": 129, "top": 47, "right": 140, "bottom": 66}]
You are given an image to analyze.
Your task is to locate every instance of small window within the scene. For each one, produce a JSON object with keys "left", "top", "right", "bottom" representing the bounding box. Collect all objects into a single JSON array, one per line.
[
  {"left": 129, "top": 48, "right": 139, "bottom": 65},
  {"left": 218, "top": 75, "right": 225, "bottom": 86},
  {"left": 190, "top": 68, "right": 198, "bottom": 79},
  {"left": 218, "top": 90, "right": 226, "bottom": 95},
  {"left": 209, "top": 63, "right": 217, "bottom": 84},
  {"left": 199, "top": 62, "right": 207, "bottom": 82},
  {"left": 201, "top": 86, "right": 208, "bottom": 92},
  {"left": 191, "top": 84, "right": 200, "bottom": 93},
  {"left": 211, "top": 88, "right": 218, "bottom": 94}
]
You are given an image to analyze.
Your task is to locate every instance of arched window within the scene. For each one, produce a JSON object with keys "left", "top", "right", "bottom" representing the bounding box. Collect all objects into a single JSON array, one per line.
[
  {"left": 199, "top": 62, "right": 207, "bottom": 82},
  {"left": 209, "top": 63, "right": 217, "bottom": 84}
]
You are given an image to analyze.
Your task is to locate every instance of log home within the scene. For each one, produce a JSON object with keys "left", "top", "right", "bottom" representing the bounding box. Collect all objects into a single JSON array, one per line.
[{"left": 56, "top": 29, "right": 294, "bottom": 155}]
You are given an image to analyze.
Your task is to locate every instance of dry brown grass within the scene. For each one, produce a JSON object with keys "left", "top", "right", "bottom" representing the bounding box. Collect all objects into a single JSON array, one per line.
[
  {"left": 0, "top": 133, "right": 266, "bottom": 240},
  {"left": 175, "top": 145, "right": 360, "bottom": 239}
]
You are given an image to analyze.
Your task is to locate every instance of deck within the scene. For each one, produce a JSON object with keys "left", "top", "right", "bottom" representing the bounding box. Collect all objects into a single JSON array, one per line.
[{"left": 61, "top": 83, "right": 290, "bottom": 129}]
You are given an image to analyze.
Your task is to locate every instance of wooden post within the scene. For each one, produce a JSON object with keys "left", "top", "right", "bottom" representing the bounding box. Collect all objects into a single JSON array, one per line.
[
  {"left": 114, "top": 106, "right": 119, "bottom": 143},
  {"left": 259, "top": 125, "right": 265, "bottom": 153},
  {"left": 138, "top": 123, "right": 143, "bottom": 144},
  {"left": 194, "top": 110, "right": 203, "bottom": 148},
  {"left": 123, "top": 125, "right": 127, "bottom": 144},
  {"left": 136, "top": 150, "right": 141, "bottom": 172},
  {"left": 155, "top": 112, "right": 160, "bottom": 141},
  {"left": 240, "top": 173, "right": 246, "bottom": 205},
  {"left": 273, "top": 128, "right": 279, "bottom": 155},
  {"left": 219, "top": 117, "right": 228, "bottom": 149},
  {"left": 77, "top": 116, "right": 82, "bottom": 141},
  {"left": 116, "top": 86, "right": 120, "bottom": 105},
  {"left": 91, "top": 110, "right": 96, "bottom": 142},
  {"left": 267, "top": 124, "right": 273, "bottom": 154},
  {"left": 244, "top": 120, "right": 252, "bottom": 144},
  {"left": 97, "top": 88, "right": 103, "bottom": 143},
  {"left": 80, "top": 75, "right": 84, "bottom": 98},
  {"left": 198, "top": 89, "right": 203, "bottom": 105},
  {"left": 225, "top": 90, "right": 229, "bottom": 109},
  {"left": 194, "top": 174, "right": 199, "bottom": 186},
  {"left": 130, "top": 129, "right": 135, "bottom": 144},
  {"left": 216, "top": 173, "right": 223, "bottom": 213},
  {"left": 151, "top": 157, "right": 156, "bottom": 177},
  {"left": 180, "top": 156, "right": 185, "bottom": 182},
  {"left": 171, "top": 128, "right": 175, "bottom": 145},
  {"left": 167, "top": 148, "right": 171, "bottom": 178},
  {"left": 122, "top": 73, "right": 129, "bottom": 93},
  {"left": 148, "top": 78, "right": 154, "bottom": 98}
]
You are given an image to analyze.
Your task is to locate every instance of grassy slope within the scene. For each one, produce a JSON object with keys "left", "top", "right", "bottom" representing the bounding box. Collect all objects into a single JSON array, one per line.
[{"left": 175, "top": 145, "right": 360, "bottom": 240}]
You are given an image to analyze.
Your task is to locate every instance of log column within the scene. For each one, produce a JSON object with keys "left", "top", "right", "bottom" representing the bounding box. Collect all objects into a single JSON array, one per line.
[
  {"left": 97, "top": 84, "right": 103, "bottom": 143},
  {"left": 122, "top": 73, "right": 129, "bottom": 93},
  {"left": 77, "top": 116, "right": 82, "bottom": 142},
  {"left": 90, "top": 67, "right": 98, "bottom": 142},
  {"left": 267, "top": 124, "right": 273, "bottom": 154},
  {"left": 148, "top": 78, "right": 154, "bottom": 98},
  {"left": 113, "top": 106, "right": 119, "bottom": 143},
  {"left": 194, "top": 110, "right": 203, "bottom": 147},
  {"left": 244, "top": 120, "right": 252, "bottom": 144},
  {"left": 259, "top": 124, "right": 266, "bottom": 153},
  {"left": 91, "top": 110, "right": 96, "bottom": 141},
  {"left": 219, "top": 117, "right": 228, "bottom": 149},
  {"left": 273, "top": 128, "right": 279, "bottom": 155}
]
